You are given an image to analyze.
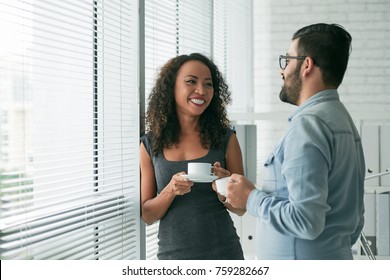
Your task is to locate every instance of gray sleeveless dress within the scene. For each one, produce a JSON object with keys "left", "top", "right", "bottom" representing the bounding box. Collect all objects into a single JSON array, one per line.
[{"left": 141, "top": 128, "right": 244, "bottom": 260}]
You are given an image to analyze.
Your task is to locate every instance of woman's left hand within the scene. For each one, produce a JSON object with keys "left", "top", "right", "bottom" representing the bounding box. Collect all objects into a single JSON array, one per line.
[
  {"left": 211, "top": 161, "right": 230, "bottom": 193},
  {"left": 212, "top": 161, "right": 231, "bottom": 178}
]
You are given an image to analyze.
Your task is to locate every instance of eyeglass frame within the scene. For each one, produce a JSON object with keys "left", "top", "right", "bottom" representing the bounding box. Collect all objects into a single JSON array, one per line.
[{"left": 279, "top": 55, "right": 306, "bottom": 70}]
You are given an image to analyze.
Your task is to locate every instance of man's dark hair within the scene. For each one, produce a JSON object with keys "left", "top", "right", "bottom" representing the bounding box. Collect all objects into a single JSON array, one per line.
[{"left": 293, "top": 23, "right": 352, "bottom": 88}]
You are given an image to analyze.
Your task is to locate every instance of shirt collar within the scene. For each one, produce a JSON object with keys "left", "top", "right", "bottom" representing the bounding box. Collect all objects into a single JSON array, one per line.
[{"left": 288, "top": 89, "right": 340, "bottom": 122}]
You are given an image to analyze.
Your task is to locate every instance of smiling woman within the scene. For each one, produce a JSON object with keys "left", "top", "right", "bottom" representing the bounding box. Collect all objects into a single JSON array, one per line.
[{"left": 140, "top": 53, "right": 246, "bottom": 259}]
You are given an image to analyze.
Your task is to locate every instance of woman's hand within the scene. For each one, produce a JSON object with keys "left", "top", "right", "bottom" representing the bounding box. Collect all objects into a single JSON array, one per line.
[
  {"left": 211, "top": 161, "right": 230, "bottom": 193},
  {"left": 211, "top": 162, "right": 246, "bottom": 216},
  {"left": 212, "top": 161, "right": 231, "bottom": 178},
  {"left": 166, "top": 171, "right": 194, "bottom": 196}
]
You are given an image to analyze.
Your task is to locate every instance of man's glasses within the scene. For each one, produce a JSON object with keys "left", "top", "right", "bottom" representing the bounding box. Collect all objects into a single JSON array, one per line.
[{"left": 279, "top": 55, "right": 306, "bottom": 70}]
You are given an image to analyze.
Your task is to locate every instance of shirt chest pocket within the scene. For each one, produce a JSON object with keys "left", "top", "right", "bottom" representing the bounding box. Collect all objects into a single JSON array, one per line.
[{"left": 261, "top": 153, "right": 277, "bottom": 194}]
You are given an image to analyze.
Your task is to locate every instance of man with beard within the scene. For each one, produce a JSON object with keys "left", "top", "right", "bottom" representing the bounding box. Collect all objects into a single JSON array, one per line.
[{"left": 225, "top": 23, "right": 366, "bottom": 259}]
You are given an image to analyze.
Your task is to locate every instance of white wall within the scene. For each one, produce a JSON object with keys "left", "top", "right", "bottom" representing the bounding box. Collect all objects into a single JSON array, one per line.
[{"left": 254, "top": 0, "right": 390, "bottom": 112}]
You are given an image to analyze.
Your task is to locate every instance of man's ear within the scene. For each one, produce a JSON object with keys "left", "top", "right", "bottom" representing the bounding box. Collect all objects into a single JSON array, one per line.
[{"left": 302, "top": 56, "right": 316, "bottom": 77}]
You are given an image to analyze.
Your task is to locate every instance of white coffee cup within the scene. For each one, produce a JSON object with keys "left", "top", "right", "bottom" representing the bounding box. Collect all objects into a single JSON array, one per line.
[
  {"left": 187, "top": 162, "right": 213, "bottom": 176},
  {"left": 215, "top": 176, "right": 231, "bottom": 196}
]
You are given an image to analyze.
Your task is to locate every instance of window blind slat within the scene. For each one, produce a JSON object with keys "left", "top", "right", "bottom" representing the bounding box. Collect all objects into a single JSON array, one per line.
[
  {"left": 22, "top": 218, "right": 137, "bottom": 254},
  {"left": 2, "top": 186, "right": 136, "bottom": 224},
  {"left": 2, "top": 218, "right": 138, "bottom": 259},
  {"left": 1, "top": 197, "right": 133, "bottom": 240},
  {"left": 0, "top": 198, "right": 135, "bottom": 258},
  {"left": 1, "top": 167, "right": 135, "bottom": 196},
  {"left": 39, "top": 221, "right": 137, "bottom": 259}
]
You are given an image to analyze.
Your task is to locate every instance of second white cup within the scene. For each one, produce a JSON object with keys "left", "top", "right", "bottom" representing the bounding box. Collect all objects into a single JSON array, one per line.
[{"left": 215, "top": 176, "right": 231, "bottom": 196}]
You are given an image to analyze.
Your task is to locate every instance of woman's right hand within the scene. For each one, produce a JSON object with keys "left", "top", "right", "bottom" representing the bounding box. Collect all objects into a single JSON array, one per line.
[{"left": 166, "top": 171, "right": 194, "bottom": 196}]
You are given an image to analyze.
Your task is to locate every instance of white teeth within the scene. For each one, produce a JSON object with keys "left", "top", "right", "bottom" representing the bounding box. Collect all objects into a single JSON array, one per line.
[{"left": 190, "top": 99, "right": 205, "bottom": 105}]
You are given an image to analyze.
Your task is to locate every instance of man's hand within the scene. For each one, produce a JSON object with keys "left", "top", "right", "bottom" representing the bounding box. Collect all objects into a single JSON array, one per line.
[{"left": 226, "top": 173, "right": 256, "bottom": 210}]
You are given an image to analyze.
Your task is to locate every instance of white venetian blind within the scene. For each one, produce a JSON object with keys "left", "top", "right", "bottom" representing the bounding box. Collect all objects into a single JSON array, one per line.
[
  {"left": 144, "top": 0, "right": 177, "bottom": 107},
  {"left": 176, "top": 0, "right": 212, "bottom": 55},
  {"left": 213, "top": 0, "right": 253, "bottom": 114},
  {"left": 0, "top": 0, "right": 140, "bottom": 259}
]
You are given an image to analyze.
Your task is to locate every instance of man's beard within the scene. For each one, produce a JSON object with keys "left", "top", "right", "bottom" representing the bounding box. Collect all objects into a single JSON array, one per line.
[{"left": 279, "top": 65, "right": 302, "bottom": 105}]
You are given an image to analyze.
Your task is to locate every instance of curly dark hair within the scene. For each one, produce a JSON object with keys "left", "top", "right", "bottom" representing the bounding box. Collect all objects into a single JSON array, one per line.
[{"left": 145, "top": 53, "right": 232, "bottom": 156}]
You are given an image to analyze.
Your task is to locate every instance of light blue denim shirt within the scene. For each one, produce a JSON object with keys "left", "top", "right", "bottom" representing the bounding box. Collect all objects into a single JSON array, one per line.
[{"left": 247, "top": 89, "right": 365, "bottom": 259}]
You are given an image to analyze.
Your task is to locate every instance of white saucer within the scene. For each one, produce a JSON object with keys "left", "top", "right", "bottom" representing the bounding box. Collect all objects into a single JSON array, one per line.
[{"left": 180, "top": 174, "right": 218, "bottom": 183}]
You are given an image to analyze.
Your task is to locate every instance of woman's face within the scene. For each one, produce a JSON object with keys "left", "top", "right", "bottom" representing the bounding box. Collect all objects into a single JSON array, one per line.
[{"left": 174, "top": 60, "right": 214, "bottom": 117}]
